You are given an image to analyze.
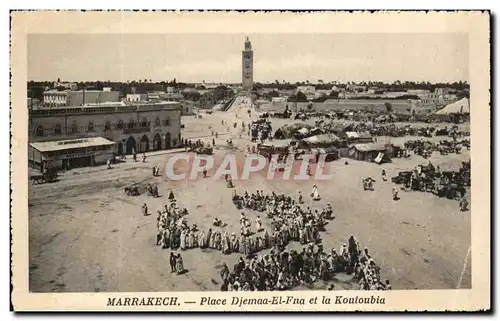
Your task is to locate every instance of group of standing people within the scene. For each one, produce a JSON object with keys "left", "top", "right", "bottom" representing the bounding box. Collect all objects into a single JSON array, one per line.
[
  {"left": 155, "top": 188, "right": 333, "bottom": 261},
  {"left": 153, "top": 188, "right": 388, "bottom": 290},
  {"left": 232, "top": 189, "right": 333, "bottom": 246},
  {"left": 219, "top": 236, "right": 390, "bottom": 292}
]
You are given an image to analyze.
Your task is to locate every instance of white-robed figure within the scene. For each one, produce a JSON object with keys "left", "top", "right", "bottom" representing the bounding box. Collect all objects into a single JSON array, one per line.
[
  {"left": 392, "top": 187, "right": 400, "bottom": 201},
  {"left": 311, "top": 184, "right": 321, "bottom": 201},
  {"left": 179, "top": 229, "right": 187, "bottom": 250},
  {"left": 459, "top": 194, "right": 469, "bottom": 211},
  {"left": 255, "top": 216, "right": 262, "bottom": 232}
]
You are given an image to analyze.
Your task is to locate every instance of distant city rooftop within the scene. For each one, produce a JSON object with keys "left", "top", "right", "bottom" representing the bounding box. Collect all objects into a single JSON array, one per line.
[{"left": 31, "top": 100, "right": 182, "bottom": 116}]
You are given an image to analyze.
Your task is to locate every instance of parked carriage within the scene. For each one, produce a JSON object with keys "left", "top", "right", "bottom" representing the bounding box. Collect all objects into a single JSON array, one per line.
[
  {"left": 196, "top": 146, "right": 213, "bottom": 155},
  {"left": 124, "top": 185, "right": 140, "bottom": 196},
  {"left": 30, "top": 169, "right": 58, "bottom": 185}
]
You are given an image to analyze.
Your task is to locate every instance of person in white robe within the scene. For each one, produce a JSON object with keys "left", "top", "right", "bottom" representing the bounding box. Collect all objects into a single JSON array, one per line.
[
  {"left": 311, "top": 184, "right": 321, "bottom": 201},
  {"left": 179, "top": 230, "right": 186, "bottom": 250},
  {"left": 459, "top": 195, "right": 469, "bottom": 211},
  {"left": 198, "top": 231, "right": 205, "bottom": 248},
  {"left": 255, "top": 216, "right": 262, "bottom": 232},
  {"left": 222, "top": 232, "right": 231, "bottom": 254},
  {"left": 176, "top": 254, "right": 185, "bottom": 274},
  {"left": 188, "top": 230, "right": 194, "bottom": 248},
  {"left": 392, "top": 187, "right": 399, "bottom": 200}
]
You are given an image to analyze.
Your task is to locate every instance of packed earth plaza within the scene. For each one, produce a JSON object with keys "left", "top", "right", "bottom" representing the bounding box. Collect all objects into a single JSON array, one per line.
[{"left": 28, "top": 93, "right": 471, "bottom": 292}]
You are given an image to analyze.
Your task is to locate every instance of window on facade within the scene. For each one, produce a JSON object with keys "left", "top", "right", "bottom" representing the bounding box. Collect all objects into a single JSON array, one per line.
[
  {"left": 164, "top": 117, "right": 171, "bottom": 126},
  {"left": 71, "top": 122, "right": 79, "bottom": 134},
  {"left": 104, "top": 121, "right": 111, "bottom": 131},
  {"left": 54, "top": 124, "right": 62, "bottom": 136},
  {"left": 87, "top": 122, "right": 94, "bottom": 132},
  {"left": 116, "top": 120, "right": 124, "bottom": 130},
  {"left": 128, "top": 120, "right": 135, "bottom": 129},
  {"left": 35, "top": 125, "right": 44, "bottom": 137},
  {"left": 155, "top": 117, "right": 161, "bottom": 127},
  {"left": 141, "top": 117, "right": 148, "bottom": 128}
]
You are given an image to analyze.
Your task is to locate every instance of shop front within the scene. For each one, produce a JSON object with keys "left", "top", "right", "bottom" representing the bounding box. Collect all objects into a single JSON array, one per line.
[{"left": 29, "top": 137, "right": 117, "bottom": 172}]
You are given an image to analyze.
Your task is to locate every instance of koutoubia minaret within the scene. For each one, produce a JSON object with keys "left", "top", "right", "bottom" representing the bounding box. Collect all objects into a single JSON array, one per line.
[{"left": 242, "top": 36, "right": 254, "bottom": 91}]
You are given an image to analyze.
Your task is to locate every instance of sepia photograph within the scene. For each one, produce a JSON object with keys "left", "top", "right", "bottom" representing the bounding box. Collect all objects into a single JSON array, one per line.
[{"left": 11, "top": 11, "right": 490, "bottom": 311}]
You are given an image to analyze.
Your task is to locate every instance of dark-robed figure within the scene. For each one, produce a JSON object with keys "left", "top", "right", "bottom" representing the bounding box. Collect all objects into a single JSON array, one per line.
[{"left": 347, "top": 235, "right": 359, "bottom": 274}]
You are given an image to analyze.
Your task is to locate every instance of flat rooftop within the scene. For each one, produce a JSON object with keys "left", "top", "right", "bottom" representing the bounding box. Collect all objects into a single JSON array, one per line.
[
  {"left": 30, "top": 137, "right": 116, "bottom": 153},
  {"left": 30, "top": 101, "right": 182, "bottom": 116}
]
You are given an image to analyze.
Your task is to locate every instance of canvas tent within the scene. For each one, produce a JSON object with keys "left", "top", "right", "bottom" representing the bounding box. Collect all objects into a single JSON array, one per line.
[
  {"left": 348, "top": 143, "right": 388, "bottom": 162},
  {"left": 346, "top": 131, "right": 373, "bottom": 144},
  {"left": 258, "top": 139, "right": 294, "bottom": 158},
  {"left": 434, "top": 98, "right": 470, "bottom": 122},
  {"left": 435, "top": 98, "right": 470, "bottom": 115},
  {"left": 315, "top": 146, "right": 339, "bottom": 162},
  {"left": 303, "top": 134, "right": 341, "bottom": 148},
  {"left": 297, "top": 127, "right": 310, "bottom": 136}
]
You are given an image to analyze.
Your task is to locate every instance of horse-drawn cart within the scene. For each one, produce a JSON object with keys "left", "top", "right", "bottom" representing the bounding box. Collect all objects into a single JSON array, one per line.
[
  {"left": 196, "top": 146, "right": 213, "bottom": 155},
  {"left": 30, "top": 169, "right": 58, "bottom": 185}
]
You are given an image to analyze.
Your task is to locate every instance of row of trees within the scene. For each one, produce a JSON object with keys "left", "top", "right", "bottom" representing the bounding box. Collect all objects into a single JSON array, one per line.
[{"left": 28, "top": 78, "right": 470, "bottom": 102}]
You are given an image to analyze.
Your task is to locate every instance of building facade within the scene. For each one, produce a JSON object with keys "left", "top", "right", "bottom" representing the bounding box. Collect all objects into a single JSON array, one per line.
[
  {"left": 43, "top": 90, "right": 121, "bottom": 107},
  {"left": 242, "top": 37, "right": 254, "bottom": 91},
  {"left": 29, "top": 137, "right": 117, "bottom": 172},
  {"left": 29, "top": 101, "right": 182, "bottom": 155},
  {"left": 126, "top": 93, "right": 148, "bottom": 102},
  {"left": 53, "top": 81, "right": 78, "bottom": 90}
]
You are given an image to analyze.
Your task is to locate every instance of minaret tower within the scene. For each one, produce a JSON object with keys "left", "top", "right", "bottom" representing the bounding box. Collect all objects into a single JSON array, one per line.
[{"left": 242, "top": 36, "right": 254, "bottom": 91}]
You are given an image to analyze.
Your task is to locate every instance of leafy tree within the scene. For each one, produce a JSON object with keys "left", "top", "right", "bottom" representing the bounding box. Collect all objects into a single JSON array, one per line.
[
  {"left": 268, "top": 90, "right": 280, "bottom": 98},
  {"left": 328, "top": 91, "right": 339, "bottom": 98},
  {"left": 288, "top": 92, "right": 308, "bottom": 102},
  {"left": 385, "top": 102, "right": 394, "bottom": 113}
]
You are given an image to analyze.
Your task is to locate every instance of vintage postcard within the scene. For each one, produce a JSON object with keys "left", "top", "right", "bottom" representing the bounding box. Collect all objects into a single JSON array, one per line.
[{"left": 10, "top": 11, "right": 490, "bottom": 311}]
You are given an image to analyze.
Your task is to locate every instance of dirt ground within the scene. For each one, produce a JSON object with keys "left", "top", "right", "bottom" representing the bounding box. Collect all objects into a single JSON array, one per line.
[{"left": 29, "top": 105, "right": 471, "bottom": 292}]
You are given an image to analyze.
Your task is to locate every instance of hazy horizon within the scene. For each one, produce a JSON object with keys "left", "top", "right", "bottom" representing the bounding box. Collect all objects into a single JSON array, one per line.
[{"left": 28, "top": 33, "right": 469, "bottom": 84}]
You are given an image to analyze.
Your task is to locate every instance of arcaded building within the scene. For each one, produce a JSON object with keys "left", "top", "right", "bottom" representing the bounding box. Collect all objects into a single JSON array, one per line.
[{"left": 29, "top": 101, "right": 182, "bottom": 156}]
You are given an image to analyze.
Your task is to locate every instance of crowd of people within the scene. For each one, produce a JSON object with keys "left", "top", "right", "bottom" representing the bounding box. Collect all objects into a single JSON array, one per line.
[
  {"left": 231, "top": 189, "right": 332, "bottom": 245},
  {"left": 404, "top": 137, "right": 468, "bottom": 159},
  {"left": 348, "top": 122, "right": 436, "bottom": 138},
  {"left": 391, "top": 161, "right": 470, "bottom": 210},
  {"left": 218, "top": 236, "right": 391, "bottom": 291},
  {"left": 154, "top": 189, "right": 331, "bottom": 260}
]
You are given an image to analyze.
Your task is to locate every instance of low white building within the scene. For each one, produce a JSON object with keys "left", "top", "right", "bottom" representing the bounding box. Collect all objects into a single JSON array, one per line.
[
  {"left": 53, "top": 81, "right": 77, "bottom": 90},
  {"left": 272, "top": 97, "right": 287, "bottom": 104},
  {"left": 297, "top": 85, "right": 316, "bottom": 98},
  {"left": 383, "top": 91, "right": 408, "bottom": 99},
  {"left": 29, "top": 137, "right": 117, "bottom": 172},
  {"left": 314, "top": 89, "right": 331, "bottom": 98},
  {"left": 407, "top": 89, "right": 431, "bottom": 97},
  {"left": 43, "top": 89, "right": 121, "bottom": 107},
  {"left": 126, "top": 94, "right": 148, "bottom": 102}
]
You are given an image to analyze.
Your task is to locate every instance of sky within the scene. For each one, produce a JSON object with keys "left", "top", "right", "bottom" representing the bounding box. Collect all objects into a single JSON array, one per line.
[{"left": 27, "top": 33, "right": 469, "bottom": 83}]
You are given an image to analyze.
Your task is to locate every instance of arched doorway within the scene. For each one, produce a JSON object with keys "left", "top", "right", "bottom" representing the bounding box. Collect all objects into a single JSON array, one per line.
[
  {"left": 71, "top": 122, "right": 79, "bottom": 134},
  {"left": 54, "top": 124, "right": 62, "bottom": 136},
  {"left": 153, "top": 134, "right": 162, "bottom": 151},
  {"left": 35, "top": 125, "right": 44, "bottom": 137},
  {"left": 164, "top": 132, "right": 171, "bottom": 149},
  {"left": 117, "top": 140, "right": 124, "bottom": 155},
  {"left": 126, "top": 136, "right": 136, "bottom": 154},
  {"left": 140, "top": 135, "right": 149, "bottom": 152}
]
